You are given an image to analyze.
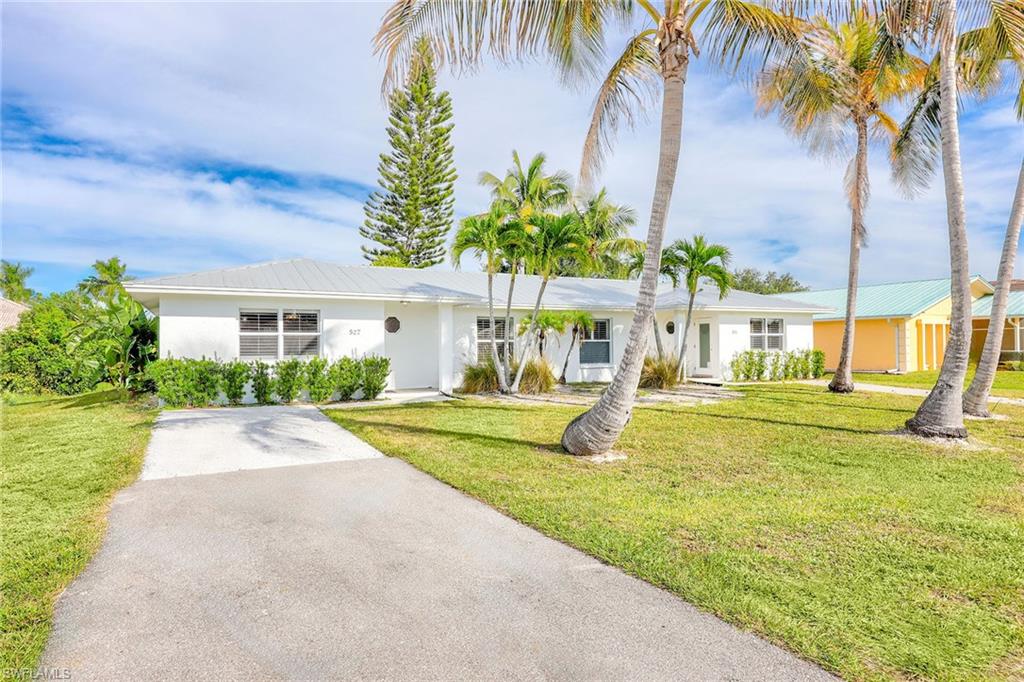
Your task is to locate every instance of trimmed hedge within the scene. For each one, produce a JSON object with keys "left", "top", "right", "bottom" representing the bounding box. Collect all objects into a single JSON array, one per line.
[
  {"left": 145, "top": 355, "right": 391, "bottom": 407},
  {"left": 730, "top": 349, "right": 826, "bottom": 382}
]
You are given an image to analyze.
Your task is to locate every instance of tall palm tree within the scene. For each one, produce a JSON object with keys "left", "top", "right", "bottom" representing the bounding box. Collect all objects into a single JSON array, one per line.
[
  {"left": 452, "top": 206, "right": 514, "bottom": 393},
  {"left": 558, "top": 310, "right": 596, "bottom": 383},
  {"left": 893, "top": 4, "right": 1024, "bottom": 417},
  {"left": 0, "top": 260, "right": 35, "bottom": 303},
  {"left": 511, "top": 213, "right": 590, "bottom": 393},
  {"left": 566, "top": 188, "right": 640, "bottom": 277},
  {"left": 671, "top": 235, "right": 733, "bottom": 381},
  {"left": 891, "top": 0, "right": 1023, "bottom": 437},
  {"left": 625, "top": 242, "right": 682, "bottom": 359},
  {"left": 78, "top": 256, "right": 135, "bottom": 302},
  {"left": 375, "top": 0, "right": 805, "bottom": 455},
  {"left": 757, "top": 9, "right": 927, "bottom": 393},
  {"left": 518, "top": 310, "right": 570, "bottom": 357}
]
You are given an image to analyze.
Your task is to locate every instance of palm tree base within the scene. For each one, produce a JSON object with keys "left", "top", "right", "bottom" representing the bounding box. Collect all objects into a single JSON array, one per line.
[
  {"left": 827, "top": 379, "right": 855, "bottom": 394},
  {"left": 904, "top": 417, "right": 968, "bottom": 439},
  {"left": 962, "top": 402, "right": 991, "bottom": 419}
]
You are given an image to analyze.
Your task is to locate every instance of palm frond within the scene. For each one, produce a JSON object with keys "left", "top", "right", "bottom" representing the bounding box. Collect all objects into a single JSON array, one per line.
[{"left": 700, "top": 0, "right": 807, "bottom": 78}]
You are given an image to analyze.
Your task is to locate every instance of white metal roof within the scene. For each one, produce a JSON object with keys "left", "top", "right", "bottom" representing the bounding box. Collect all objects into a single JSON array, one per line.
[{"left": 126, "top": 258, "right": 830, "bottom": 314}]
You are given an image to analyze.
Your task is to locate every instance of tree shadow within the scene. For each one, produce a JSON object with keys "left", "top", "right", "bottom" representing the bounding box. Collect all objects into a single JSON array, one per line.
[
  {"left": 338, "top": 415, "right": 565, "bottom": 454},
  {"left": 746, "top": 392, "right": 917, "bottom": 415},
  {"left": 60, "top": 390, "right": 129, "bottom": 409},
  {"left": 640, "top": 406, "right": 885, "bottom": 436}
]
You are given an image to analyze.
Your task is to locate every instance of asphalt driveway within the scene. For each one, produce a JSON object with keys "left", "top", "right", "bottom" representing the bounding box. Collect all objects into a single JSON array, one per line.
[{"left": 42, "top": 406, "right": 831, "bottom": 680}]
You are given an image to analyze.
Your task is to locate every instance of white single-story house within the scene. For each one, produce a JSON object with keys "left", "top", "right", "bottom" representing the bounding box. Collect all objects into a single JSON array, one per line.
[{"left": 125, "top": 258, "right": 829, "bottom": 391}]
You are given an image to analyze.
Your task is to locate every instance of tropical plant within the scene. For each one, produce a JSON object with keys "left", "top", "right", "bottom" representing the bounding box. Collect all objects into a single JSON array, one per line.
[
  {"left": 563, "top": 189, "right": 639, "bottom": 277},
  {"left": 670, "top": 235, "right": 733, "bottom": 381},
  {"left": 558, "top": 311, "right": 595, "bottom": 384},
  {"left": 71, "top": 293, "right": 157, "bottom": 390},
  {"left": 77, "top": 257, "right": 134, "bottom": 302},
  {"left": 639, "top": 355, "right": 679, "bottom": 389},
  {"left": 511, "top": 213, "right": 590, "bottom": 392},
  {"left": 452, "top": 204, "right": 514, "bottom": 393},
  {"left": 891, "top": 0, "right": 1023, "bottom": 438},
  {"left": 250, "top": 360, "right": 274, "bottom": 404},
  {"left": 221, "top": 360, "right": 251, "bottom": 405},
  {"left": 274, "top": 359, "right": 305, "bottom": 403},
  {"left": 732, "top": 267, "right": 808, "bottom": 294},
  {"left": 361, "top": 355, "right": 391, "bottom": 400},
  {"left": 758, "top": 8, "right": 926, "bottom": 394},
  {"left": 0, "top": 260, "right": 35, "bottom": 303},
  {"left": 145, "top": 358, "right": 220, "bottom": 408},
  {"left": 362, "top": 38, "right": 456, "bottom": 267},
  {"left": 305, "top": 356, "right": 334, "bottom": 403},
  {"left": 517, "top": 358, "right": 556, "bottom": 395},
  {"left": 479, "top": 150, "right": 571, "bottom": 233},
  {"left": 331, "top": 357, "right": 363, "bottom": 400},
  {"left": 518, "top": 310, "right": 569, "bottom": 358},
  {"left": 460, "top": 358, "right": 501, "bottom": 394}
]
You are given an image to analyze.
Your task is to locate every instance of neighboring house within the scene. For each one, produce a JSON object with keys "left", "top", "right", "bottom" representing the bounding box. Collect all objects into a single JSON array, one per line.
[
  {"left": 777, "top": 276, "right": 995, "bottom": 373},
  {"left": 971, "top": 280, "right": 1024, "bottom": 363},
  {"left": 0, "top": 298, "right": 29, "bottom": 331},
  {"left": 124, "top": 258, "right": 827, "bottom": 391}
]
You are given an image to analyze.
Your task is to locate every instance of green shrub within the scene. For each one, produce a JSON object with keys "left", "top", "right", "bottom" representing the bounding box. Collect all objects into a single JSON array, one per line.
[
  {"left": 639, "top": 355, "right": 678, "bottom": 389},
  {"left": 331, "top": 357, "right": 363, "bottom": 400},
  {"left": 189, "top": 358, "right": 221, "bottom": 406},
  {"left": 250, "top": 360, "right": 274, "bottom": 404},
  {"left": 145, "top": 357, "right": 220, "bottom": 407},
  {"left": 729, "top": 353, "right": 745, "bottom": 381},
  {"left": 769, "top": 352, "right": 786, "bottom": 381},
  {"left": 518, "top": 358, "right": 556, "bottom": 394},
  {"left": 274, "top": 358, "right": 305, "bottom": 403},
  {"left": 146, "top": 358, "right": 188, "bottom": 407},
  {"left": 460, "top": 359, "right": 500, "bottom": 394},
  {"left": 810, "top": 349, "right": 826, "bottom": 378},
  {"left": 221, "top": 360, "right": 250, "bottom": 405},
  {"left": 361, "top": 355, "right": 390, "bottom": 400},
  {"left": 305, "top": 357, "right": 333, "bottom": 403}
]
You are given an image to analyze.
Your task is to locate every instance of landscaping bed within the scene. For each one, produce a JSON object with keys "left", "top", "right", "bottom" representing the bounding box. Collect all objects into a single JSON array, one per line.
[
  {"left": 0, "top": 391, "right": 155, "bottom": 672},
  {"left": 327, "top": 385, "right": 1024, "bottom": 680}
]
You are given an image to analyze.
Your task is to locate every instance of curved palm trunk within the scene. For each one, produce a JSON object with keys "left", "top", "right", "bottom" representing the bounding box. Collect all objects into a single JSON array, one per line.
[
  {"left": 829, "top": 117, "right": 869, "bottom": 394},
  {"left": 907, "top": 0, "right": 970, "bottom": 438},
  {"left": 963, "top": 159, "right": 1024, "bottom": 416},
  {"left": 675, "top": 289, "right": 696, "bottom": 381},
  {"left": 487, "top": 272, "right": 511, "bottom": 393},
  {"left": 559, "top": 327, "right": 579, "bottom": 383},
  {"left": 511, "top": 278, "right": 549, "bottom": 392},
  {"left": 561, "top": 40, "right": 688, "bottom": 457},
  {"left": 502, "top": 270, "right": 518, "bottom": 387},
  {"left": 652, "top": 318, "right": 665, "bottom": 359}
]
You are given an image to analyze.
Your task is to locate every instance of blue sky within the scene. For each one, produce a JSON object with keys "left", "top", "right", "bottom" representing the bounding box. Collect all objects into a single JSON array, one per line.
[{"left": 2, "top": 2, "right": 1021, "bottom": 294}]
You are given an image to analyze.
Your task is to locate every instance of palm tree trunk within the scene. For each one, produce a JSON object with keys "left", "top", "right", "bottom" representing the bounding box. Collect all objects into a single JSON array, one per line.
[
  {"left": 502, "top": 270, "right": 518, "bottom": 386},
  {"left": 829, "top": 117, "right": 869, "bottom": 394},
  {"left": 488, "top": 272, "right": 511, "bottom": 393},
  {"left": 560, "top": 327, "right": 579, "bottom": 383},
  {"left": 963, "top": 158, "right": 1024, "bottom": 416},
  {"left": 652, "top": 318, "right": 665, "bottom": 359},
  {"left": 511, "top": 278, "right": 549, "bottom": 392},
  {"left": 561, "top": 34, "right": 688, "bottom": 457},
  {"left": 675, "top": 290, "right": 696, "bottom": 381},
  {"left": 907, "top": 0, "right": 970, "bottom": 438}
]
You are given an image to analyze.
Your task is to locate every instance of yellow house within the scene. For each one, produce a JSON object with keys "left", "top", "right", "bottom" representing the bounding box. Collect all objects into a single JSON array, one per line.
[{"left": 776, "top": 277, "right": 994, "bottom": 373}]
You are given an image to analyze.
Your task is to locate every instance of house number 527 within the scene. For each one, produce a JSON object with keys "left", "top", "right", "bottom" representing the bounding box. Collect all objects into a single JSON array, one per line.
[{"left": 349, "top": 329, "right": 361, "bottom": 335}]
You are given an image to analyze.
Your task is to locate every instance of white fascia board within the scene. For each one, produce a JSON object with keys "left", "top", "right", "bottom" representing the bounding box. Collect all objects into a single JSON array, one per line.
[{"left": 123, "top": 285, "right": 481, "bottom": 305}]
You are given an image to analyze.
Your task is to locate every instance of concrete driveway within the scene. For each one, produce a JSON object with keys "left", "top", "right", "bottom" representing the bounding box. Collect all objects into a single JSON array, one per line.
[{"left": 42, "top": 406, "right": 831, "bottom": 680}]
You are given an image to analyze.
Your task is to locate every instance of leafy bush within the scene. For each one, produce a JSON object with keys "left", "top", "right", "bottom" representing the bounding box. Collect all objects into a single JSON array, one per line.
[
  {"left": 639, "top": 355, "right": 678, "bottom": 389},
  {"left": 331, "top": 357, "right": 363, "bottom": 400},
  {"left": 518, "top": 358, "right": 556, "bottom": 394},
  {"left": 250, "top": 360, "right": 274, "bottom": 404},
  {"left": 769, "top": 352, "right": 786, "bottom": 381},
  {"left": 305, "top": 357, "right": 333, "bottom": 403},
  {"left": 274, "top": 358, "right": 305, "bottom": 403},
  {"left": 221, "top": 360, "right": 250, "bottom": 405},
  {"left": 810, "top": 349, "right": 826, "bottom": 378},
  {"left": 145, "top": 357, "right": 220, "bottom": 407},
  {"left": 729, "top": 348, "right": 827, "bottom": 382},
  {"left": 361, "top": 355, "right": 391, "bottom": 400},
  {"left": 460, "top": 359, "right": 500, "bottom": 394},
  {"left": 729, "top": 354, "right": 745, "bottom": 382}
]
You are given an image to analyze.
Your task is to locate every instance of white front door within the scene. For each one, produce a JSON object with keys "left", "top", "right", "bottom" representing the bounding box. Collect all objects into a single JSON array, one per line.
[{"left": 383, "top": 303, "right": 438, "bottom": 389}]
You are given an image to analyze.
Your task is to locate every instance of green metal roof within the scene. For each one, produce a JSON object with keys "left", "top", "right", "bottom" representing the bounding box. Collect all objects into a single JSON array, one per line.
[
  {"left": 774, "top": 276, "right": 989, "bottom": 321},
  {"left": 972, "top": 291, "right": 1024, "bottom": 318}
]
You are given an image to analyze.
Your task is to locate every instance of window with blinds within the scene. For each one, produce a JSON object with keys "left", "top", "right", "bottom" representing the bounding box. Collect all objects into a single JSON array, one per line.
[
  {"left": 239, "top": 311, "right": 279, "bottom": 359},
  {"left": 750, "top": 318, "right": 784, "bottom": 351},
  {"left": 476, "top": 316, "right": 514, "bottom": 363},
  {"left": 239, "top": 309, "right": 320, "bottom": 359},
  {"left": 580, "top": 319, "right": 611, "bottom": 365}
]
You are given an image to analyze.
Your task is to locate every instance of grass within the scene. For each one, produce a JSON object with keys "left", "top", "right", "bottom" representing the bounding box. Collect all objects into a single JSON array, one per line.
[
  {"left": 327, "top": 385, "right": 1024, "bottom": 680},
  {"left": 1, "top": 390, "right": 155, "bottom": 673},
  {"left": 843, "top": 367, "right": 1024, "bottom": 399}
]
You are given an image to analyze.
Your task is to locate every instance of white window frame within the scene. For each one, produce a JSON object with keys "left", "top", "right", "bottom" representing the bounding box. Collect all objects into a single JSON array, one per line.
[
  {"left": 580, "top": 318, "right": 612, "bottom": 366},
  {"left": 750, "top": 317, "right": 785, "bottom": 351},
  {"left": 476, "top": 316, "right": 514, "bottom": 363},
  {"left": 238, "top": 308, "right": 321, "bottom": 360}
]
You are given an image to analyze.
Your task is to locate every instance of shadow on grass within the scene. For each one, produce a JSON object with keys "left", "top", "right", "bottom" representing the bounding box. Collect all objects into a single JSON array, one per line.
[
  {"left": 336, "top": 414, "right": 566, "bottom": 454},
  {"left": 642, "top": 406, "right": 885, "bottom": 435},
  {"left": 744, "top": 392, "right": 918, "bottom": 415}
]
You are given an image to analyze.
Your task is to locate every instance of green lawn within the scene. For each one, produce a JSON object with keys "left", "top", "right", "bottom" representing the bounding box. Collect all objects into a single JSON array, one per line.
[
  {"left": 327, "top": 386, "right": 1024, "bottom": 680},
  {"left": 845, "top": 368, "right": 1024, "bottom": 399},
  {"left": 1, "top": 391, "right": 155, "bottom": 673}
]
